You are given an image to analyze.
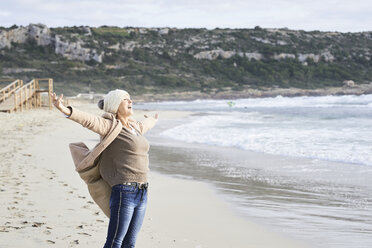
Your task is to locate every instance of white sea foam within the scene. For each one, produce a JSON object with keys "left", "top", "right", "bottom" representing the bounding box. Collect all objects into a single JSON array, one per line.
[
  {"left": 149, "top": 95, "right": 372, "bottom": 166},
  {"left": 160, "top": 113, "right": 372, "bottom": 166},
  {"left": 140, "top": 94, "right": 372, "bottom": 111}
]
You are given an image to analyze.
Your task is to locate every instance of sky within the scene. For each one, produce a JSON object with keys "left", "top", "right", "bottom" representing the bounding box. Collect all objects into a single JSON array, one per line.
[{"left": 1, "top": 0, "right": 372, "bottom": 32}]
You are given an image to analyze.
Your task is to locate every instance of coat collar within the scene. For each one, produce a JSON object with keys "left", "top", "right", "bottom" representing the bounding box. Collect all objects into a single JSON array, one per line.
[{"left": 101, "top": 113, "right": 141, "bottom": 134}]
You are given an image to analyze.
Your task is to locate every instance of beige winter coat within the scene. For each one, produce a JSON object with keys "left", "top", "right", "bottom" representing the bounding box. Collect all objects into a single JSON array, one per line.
[{"left": 67, "top": 106, "right": 157, "bottom": 218}]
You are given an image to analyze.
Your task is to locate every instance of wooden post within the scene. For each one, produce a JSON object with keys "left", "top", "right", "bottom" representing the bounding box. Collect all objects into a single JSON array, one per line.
[
  {"left": 32, "top": 82, "right": 35, "bottom": 109},
  {"left": 14, "top": 90, "right": 17, "bottom": 112},
  {"left": 28, "top": 86, "right": 30, "bottom": 110},
  {"left": 30, "top": 83, "right": 32, "bottom": 109},
  {"left": 22, "top": 88, "right": 24, "bottom": 112},
  {"left": 33, "top": 81, "right": 35, "bottom": 108},
  {"left": 34, "top": 87, "right": 37, "bottom": 108},
  {"left": 36, "top": 79, "right": 41, "bottom": 108},
  {"left": 19, "top": 87, "right": 22, "bottom": 112},
  {"left": 29, "top": 80, "right": 33, "bottom": 110},
  {"left": 1, "top": 86, "right": 5, "bottom": 102},
  {"left": 22, "top": 87, "right": 25, "bottom": 111},
  {"left": 25, "top": 85, "right": 28, "bottom": 110},
  {"left": 19, "top": 88, "right": 22, "bottom": 112},
  {"left": 29, "top": 83, "right": 32, "bottom": 109},
  {"left": 39, "top": 80, "right": 41, "bottom": 108},
  {"left": 18, "top": 80, "right": 23, "bottom": 112},
  {"left": 49, "top": 78, "right": 53, "bottom": 110},
  {"left": 24, "top": 88, "right": 26, "bottom": 111},
  {"left": 35, "top": 79, "right": 38, "bottom": 107}
]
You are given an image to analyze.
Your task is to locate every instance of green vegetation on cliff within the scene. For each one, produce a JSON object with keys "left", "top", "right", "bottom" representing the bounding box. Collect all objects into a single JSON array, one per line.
[{"left": 0, "top": 24, "right": 371, "bottom": 96}]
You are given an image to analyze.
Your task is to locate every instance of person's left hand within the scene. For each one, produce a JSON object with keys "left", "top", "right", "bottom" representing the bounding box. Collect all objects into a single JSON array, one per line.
[{"left": 144, "top": 113, "right": 159, "bottom": 119}]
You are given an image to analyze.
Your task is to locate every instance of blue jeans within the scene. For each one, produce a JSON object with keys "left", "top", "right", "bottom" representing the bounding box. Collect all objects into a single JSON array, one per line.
[{"left": 103, "top": 184, "right": 148, "bottom": 248}]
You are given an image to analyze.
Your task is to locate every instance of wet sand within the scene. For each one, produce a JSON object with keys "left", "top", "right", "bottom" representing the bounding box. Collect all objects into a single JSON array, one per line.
[
  {"left": 0, "top": 104, "right": 310, "bottom": 247},
  {"left": 146, "top": 114, "right": 372, "bottom": 248}
]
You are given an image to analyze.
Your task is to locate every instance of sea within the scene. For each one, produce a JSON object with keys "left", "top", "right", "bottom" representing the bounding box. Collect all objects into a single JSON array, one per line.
[{"left": 135, "top": 94, "right": 372, "bottom": 248}]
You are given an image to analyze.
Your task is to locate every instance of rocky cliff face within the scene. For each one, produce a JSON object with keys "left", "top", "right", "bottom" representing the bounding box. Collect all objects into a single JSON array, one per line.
[
  {"left": 0, "top": 26, "right": 28, "bottom": 48},
  {"left": 54, "top": 35, "right": 104, "bottom": 63},
  {"left": 0, "top": 24, "right": 50, "bottom": 48},
  {"left": 1, "top": 24, "right": 370, "bottom": 65},
  {"left": 0, "top": 24, "right": 102, "bottom": 62},
  {"left": 192, "top": 49, "right": 336, "bottom": 64}
]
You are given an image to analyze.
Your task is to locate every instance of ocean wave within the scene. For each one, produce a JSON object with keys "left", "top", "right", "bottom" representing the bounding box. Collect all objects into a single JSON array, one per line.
[
  {"left": 160, "top": 113, "right": 372, "bottom": 166},
  {"left": 137, "top": 94, "right": 372, "bottom": 112}
]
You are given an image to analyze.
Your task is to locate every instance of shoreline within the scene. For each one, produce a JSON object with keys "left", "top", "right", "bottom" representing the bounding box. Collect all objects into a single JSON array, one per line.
[
  {"left": 63, "top": 83, "right": 372, "bottom": 104},
  {"left": 0, "top": 105, "right": 311, "bottom": 247},
  {"left": 133, "top": 83, "right": 372, "bottom": 102}
]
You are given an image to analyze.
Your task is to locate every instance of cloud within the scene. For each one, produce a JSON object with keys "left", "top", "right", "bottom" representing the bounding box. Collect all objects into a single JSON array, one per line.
[{"left": 1, "top": 0, "right": 372, "bottom": 32}]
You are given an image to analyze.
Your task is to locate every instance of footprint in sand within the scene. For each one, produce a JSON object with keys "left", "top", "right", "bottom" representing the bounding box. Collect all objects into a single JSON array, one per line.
[
  {"left": 70, "top": 240, "right": 79, "bottom": 245},
  {"left": 32, "top": 222, "right": 46, "bottom": 227},
  {"left": 78, "top": 232, "right": 92, "bottom": 236},
  {"left": 46, "top": 170, "right": 56, "bottom": 177},
  {"left": 7, "top": 206, "right": 18, "bottom": 211},
  {"left": 14, "top": 212, "right": 25, "bottom": 218}
]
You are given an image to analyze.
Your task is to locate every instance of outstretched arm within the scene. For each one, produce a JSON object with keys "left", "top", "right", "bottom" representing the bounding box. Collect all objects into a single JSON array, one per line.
[
  {"left": 52, "top": 92, "right": 71, "bottom": 116},
  {"left": 138, "top": 113, "right": 159, "bottom": 134},
  {"left": 52, "top": 92, "right": 112, "bottom": 136}
]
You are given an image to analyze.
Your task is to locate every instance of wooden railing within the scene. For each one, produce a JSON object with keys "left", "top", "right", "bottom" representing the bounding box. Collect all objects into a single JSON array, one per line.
[
  {"left": 14, "top": 79, "right": 37, "bottom": 112},
  {"left": 35, "top": 78, "right": 54, "bottom": 109},
  {"left": 0, "top": 79, "right": 23, "bottom": 103},
  {"left": 0, "top": 78, "right": 53, "bottom": 113}
]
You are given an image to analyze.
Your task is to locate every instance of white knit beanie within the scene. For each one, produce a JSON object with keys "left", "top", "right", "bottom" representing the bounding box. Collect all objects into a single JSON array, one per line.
[{"left": 103, "top": 89, "right": 129, "bottom": 114}]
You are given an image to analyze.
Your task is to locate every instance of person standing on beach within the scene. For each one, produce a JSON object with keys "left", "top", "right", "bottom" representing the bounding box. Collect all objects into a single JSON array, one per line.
[{"left": 52, "top": 89, "right": 158, "bottom": 248}]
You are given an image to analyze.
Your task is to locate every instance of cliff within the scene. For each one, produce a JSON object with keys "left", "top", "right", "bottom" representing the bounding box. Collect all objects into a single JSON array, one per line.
[{"left": 1, "top": 24, "right": 372, "bottom": 97}]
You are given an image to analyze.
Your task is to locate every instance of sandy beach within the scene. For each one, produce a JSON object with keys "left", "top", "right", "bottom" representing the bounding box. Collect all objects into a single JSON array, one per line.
[{"left": 0, "top": 104, "right": 310, "bottom": 248}]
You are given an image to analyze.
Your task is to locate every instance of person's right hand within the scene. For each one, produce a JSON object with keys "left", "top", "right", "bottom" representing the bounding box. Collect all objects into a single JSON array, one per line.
[
  {"left": 52, "top": 92, "right": 72, "bottom": 117},
  {"left": 52, "top": 92, "right": 64, "bottom": 111}
]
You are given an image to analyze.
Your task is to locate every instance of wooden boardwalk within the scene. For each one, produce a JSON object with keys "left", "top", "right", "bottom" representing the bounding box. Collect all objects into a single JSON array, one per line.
[
  {"left": 0, "top": 95, "right": 18, "bottom": 112},
  {"left": 0, "top": 78, "right": 53, "bottom": 113}
]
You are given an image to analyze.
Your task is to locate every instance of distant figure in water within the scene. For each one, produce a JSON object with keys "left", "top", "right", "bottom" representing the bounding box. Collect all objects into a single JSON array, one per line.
[
  {"left": 52, "top": 89, "right": 158, "bottom": 248},
  {"left": 227, "top": 101, "right": 235, "bottom": 107}
]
